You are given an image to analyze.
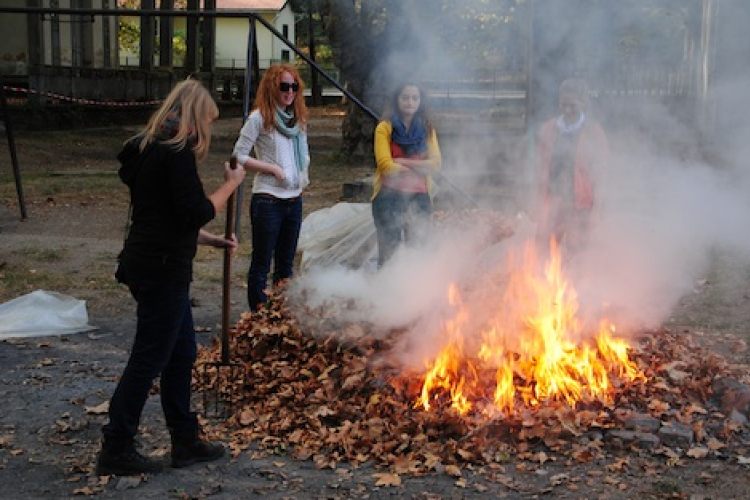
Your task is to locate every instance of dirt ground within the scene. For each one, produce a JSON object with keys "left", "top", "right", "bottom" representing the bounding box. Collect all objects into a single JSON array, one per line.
[{"left": 2, "top": 107, "right": 750, "bottom": 499}]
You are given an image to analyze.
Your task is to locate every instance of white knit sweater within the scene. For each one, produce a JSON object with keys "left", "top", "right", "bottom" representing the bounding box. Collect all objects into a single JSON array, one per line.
[{"left": 232, "top": 109, "right": 310, "bottom": 198}]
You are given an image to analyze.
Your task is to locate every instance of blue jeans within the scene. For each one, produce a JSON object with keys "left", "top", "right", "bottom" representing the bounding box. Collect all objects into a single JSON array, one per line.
[
  {"left": 371, "top": 187, "right": 432, "bottom": 267},
  {"left": 102, "top": 277, "right": 198, "bottom": 440},
  {"left": 247, "top": 194, "right": 303, "bottom": 311}
]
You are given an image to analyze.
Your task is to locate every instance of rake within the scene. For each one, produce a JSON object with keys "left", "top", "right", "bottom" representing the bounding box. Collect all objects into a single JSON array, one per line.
[{"left": 202, "top": 156, "right": 246, "bottom": 419}]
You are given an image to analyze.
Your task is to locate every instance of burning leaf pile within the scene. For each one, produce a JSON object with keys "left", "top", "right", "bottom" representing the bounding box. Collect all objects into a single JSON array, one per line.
[
  {"left": 416, "top": 240, "right": 644, "bottom": 417},
  {"left": 197, "top": 292, "right": 750, "bottom": 477},
  {"left": 196, "top": 210, "right": 750, "bottom": 476}
]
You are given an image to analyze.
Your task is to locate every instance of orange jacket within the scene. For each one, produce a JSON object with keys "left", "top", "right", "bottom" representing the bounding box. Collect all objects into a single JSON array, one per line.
[{"left": 535, "top": 117, "right": 608, "bottom": 210}]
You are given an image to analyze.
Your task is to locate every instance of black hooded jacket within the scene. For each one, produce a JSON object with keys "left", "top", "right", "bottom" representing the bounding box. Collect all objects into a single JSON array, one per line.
[{"left": 116, "top": 139, "right": 216, "bottom": 284}]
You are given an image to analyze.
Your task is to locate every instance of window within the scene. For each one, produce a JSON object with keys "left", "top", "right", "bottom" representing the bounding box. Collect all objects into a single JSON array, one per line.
[
  {"left": 281, "top": 50, "right": 290, "bottom": 62},
  {"left": 282, "top": 24, "right": 289, "bottom": 39}
]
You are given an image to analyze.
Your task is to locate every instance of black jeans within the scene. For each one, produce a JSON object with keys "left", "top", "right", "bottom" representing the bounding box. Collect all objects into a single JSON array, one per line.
[
  {"left": 371, "top": 186, "right": 432, "bottom": 267},
  {"left": 247, "top": 193, "right": 303, "bottom": 311},
  {"left": 102, "top": 277, "right": 198, "bottom": 441}
]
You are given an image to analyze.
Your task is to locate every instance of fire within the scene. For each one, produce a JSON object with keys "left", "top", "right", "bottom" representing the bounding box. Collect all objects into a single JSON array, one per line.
[{"left": 418, "top": 239, "right": 643, "bottom": 416}]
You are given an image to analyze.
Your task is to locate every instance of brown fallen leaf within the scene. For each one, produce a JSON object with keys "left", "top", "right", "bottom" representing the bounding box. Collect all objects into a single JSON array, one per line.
[
  {"left": 687, "top": 447, "right": 710, "bottom": 459},
  {"left": 72, "top": 486, "right": 98, "bottom": 496},
  {"left": 373, "top": 472, "right": 401, "bottom": 487},
  {"left": 445, "top": 464, "right": 462, "bottom": 477},
  {"left": 707, "top": 437, "right": 727, "bottom": 451},
  {"left": 85, "top": 401, "right": 109, "bottom": 415},
  {"left": 606, "top": 458, "right": 629, "bottom": 472}
]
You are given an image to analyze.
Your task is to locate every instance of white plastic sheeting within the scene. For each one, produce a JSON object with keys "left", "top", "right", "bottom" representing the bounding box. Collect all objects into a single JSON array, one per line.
[
  {"left": 0, "top": 290, "right": 95, "bottom": 339},
  {"left": 297, "top": 202, "right": 378, "bottom": 271}
]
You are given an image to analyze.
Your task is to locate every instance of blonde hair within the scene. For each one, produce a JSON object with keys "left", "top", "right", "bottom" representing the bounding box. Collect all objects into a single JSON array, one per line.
[
  {"left": 253, "top": 63, "right": 308, "bottom": 130},
  {"left": 136, "top": 79, "right": 218, "bottom": 161}
]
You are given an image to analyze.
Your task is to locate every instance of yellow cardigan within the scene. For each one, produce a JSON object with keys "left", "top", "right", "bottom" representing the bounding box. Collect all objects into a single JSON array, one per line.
[{"left": 372, "top": 120, "right": 442, "bottom": 200}]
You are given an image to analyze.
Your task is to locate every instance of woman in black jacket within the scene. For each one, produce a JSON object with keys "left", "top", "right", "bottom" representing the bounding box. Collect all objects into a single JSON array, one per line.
[{"left": 96, "top": 79, "right": 245, "bottom": 476}]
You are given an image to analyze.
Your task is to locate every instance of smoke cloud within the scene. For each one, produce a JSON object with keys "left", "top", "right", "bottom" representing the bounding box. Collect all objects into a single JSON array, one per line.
[{"left": 292, "top": 1, "right": 750, "bottom": 360}]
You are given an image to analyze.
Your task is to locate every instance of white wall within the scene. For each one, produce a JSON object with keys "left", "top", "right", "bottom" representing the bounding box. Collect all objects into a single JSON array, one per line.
[
  {"left": 215, "top": 7, "right": 296, "bottom": 69},
  {"left": 0, "top": 0, "right": 118, "bottom": 71},
  {"left": 120, "top": 6, "right": 296, "bottom": 70}
]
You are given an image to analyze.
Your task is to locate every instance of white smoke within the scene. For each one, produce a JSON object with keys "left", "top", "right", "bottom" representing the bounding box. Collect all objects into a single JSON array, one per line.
[
  {"left": 292, "top": 2, "right": 750, "bottom": 354},
  {"left": 576, "top": 149, "right": 750, "bottom": 330}
]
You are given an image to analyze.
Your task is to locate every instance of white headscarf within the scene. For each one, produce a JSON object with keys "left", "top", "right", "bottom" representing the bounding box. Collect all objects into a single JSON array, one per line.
[{"left": 556, "top": 112, "right": 586, "bottom": 134}]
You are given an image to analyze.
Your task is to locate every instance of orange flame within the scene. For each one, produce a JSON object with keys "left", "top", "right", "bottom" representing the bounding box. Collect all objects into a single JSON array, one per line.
[{"left": 418, "top": 239, "right": 643, "bottom": 416}]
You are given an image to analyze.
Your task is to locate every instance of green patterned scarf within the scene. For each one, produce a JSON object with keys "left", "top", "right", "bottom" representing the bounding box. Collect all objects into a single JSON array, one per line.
[{"left": 274, "top": 108, "right": 306, "bottom": 173}]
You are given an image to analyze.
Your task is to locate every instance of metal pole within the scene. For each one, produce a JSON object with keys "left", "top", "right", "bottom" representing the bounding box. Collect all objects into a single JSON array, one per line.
[
  {"left": 525, "top": 0, "right": 535, "bottom": 135},
  {"left": 233, "top": 16, "right": 257, "bottom": 240},
  {"left": 244, "top": 18, "right": 255, "bottom": 119},
  {"left": 250, "top": 13, "right": 379, "bottom": 121},
  {"left": 307, "top": 0, "right": 321, "bottom": 105},
  {"left": 251, "top": 13, "right": 477, "bottom": 206},
  {"left": 0, "top": 69, "right": 28, "bottom": 220}
]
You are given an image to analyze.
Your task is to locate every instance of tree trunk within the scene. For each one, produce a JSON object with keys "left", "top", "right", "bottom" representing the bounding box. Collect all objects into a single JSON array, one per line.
[
  {"left": 321, "top": 0, "right": 384, "bottom": 159},
  {"left": 695, "top": 0, "right": 718, "bottom": 140}
]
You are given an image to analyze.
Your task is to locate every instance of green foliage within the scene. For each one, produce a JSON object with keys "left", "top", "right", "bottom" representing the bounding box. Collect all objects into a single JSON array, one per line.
[
  {"left": 436, "top": 0, "right": 521, "bottom": 66},
  {"left": 119, "top": 17, "right": 140, "bottom": 55},
  {"left": 292, "top": 0, "right": 334, "bottom": 64},
  {"left": 172, "top": 29, "right": 187, "bottom": 63},
  {"left": 117, "top": 0, "right": 189, "bottom": 61}
]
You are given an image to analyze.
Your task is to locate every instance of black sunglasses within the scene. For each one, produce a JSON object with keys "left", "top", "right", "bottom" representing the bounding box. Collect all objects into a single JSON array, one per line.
[{"left": 279, "top": 82, "right": 299, "bottom": 92}]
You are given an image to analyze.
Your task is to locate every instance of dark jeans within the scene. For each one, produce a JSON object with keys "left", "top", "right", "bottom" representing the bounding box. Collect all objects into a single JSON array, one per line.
[
  {"left": 371, "top": 187, "right": 432, "bottom": 267},
  {"left": 102, "top": 277, "right": 198, "bottom": 441},
  {"left": 247, "top": 194, "right": 303, "bottom": 311}
]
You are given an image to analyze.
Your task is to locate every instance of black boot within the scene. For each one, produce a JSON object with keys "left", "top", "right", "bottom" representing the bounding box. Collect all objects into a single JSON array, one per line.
[
  {"left": 170, "top": 430, "right": 225, "bottom": 468},
  {"left": 95, "top": 437, "right": 163, "bottom": 476}
]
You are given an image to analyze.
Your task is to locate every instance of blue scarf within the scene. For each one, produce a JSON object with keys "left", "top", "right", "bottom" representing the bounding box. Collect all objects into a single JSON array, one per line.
[
  {"left": 275, "top": 107, "right": 307, "bottom": 173},
  {"left": 391, "top": 117, "right": 427, "bottom": 157}
]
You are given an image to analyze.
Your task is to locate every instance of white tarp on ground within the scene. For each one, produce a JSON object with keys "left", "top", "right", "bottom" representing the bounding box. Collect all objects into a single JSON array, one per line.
[
  {"left": 0, "top": 290, "right": 95, "bottom": 339},
  {"left": 298, "top": 202, "right": 378, "bottom": 272}
]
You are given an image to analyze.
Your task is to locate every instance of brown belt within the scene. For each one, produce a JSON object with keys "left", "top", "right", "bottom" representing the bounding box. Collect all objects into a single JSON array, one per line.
[{"left": 255, "top": 192, "right": 300, "bottom": 203}]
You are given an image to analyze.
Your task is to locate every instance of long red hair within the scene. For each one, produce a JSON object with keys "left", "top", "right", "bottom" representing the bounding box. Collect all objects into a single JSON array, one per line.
[{"left": 253, "top": 63, "right": 308, "bottom": 130}]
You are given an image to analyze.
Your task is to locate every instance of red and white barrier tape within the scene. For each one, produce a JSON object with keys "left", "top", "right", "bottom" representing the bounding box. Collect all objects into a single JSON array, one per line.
[{"left": 2, "top": 85, "right": 162, "bottom": 106}]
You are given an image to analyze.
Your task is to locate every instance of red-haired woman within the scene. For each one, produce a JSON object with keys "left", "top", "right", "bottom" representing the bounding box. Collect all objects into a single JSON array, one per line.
[{"left": 233, "top": 64, "right": 310, "bottom": 311}]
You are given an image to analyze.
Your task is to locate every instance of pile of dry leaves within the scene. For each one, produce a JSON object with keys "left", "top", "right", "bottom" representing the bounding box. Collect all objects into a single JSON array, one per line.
[{"left": 195, "top": 288, "right": 750, "bottom": 480}]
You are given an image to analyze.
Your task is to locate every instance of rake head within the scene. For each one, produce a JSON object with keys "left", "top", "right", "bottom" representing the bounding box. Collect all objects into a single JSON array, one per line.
[{"left": 201, "top": 356, "right": 246, "bottom": 420}]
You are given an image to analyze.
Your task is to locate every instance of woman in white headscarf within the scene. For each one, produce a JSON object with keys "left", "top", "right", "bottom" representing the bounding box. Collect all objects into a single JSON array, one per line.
[{"left": 535, "top": 78, "right": 609, "bottom": 252}]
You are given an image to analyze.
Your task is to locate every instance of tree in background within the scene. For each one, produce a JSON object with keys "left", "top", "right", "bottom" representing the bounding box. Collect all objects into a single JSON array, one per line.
[
  {"left": 117, "top": 0, "right": 188, "bottom": 65},
  {"left": 315, "top": 0, "right": 700, "bottom": 157},
  {"left": 317, "top": 0, "right": 523, "bottom": 158}
]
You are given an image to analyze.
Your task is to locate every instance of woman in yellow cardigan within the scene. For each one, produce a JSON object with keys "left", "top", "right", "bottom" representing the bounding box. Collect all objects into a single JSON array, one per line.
[{"left": 372, "top": 82, "right": 442, "bottom": 268}]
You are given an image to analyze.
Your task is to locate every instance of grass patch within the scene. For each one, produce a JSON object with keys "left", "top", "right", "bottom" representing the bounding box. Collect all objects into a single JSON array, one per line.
[
  {"left": 0, "top": 174, "right": 127, "bottom": 203},
  {"left": 10, "top": 247, "right": 68, "bottom": 262},
  {"left": 0, "top": 248, "right": 123, "bottom": 304},
  {"left": 0, "top": 261, "right": 78, "bottom": 302}
]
